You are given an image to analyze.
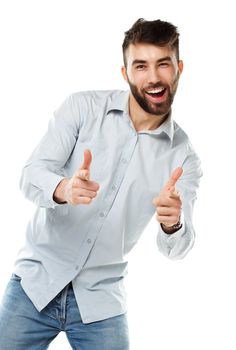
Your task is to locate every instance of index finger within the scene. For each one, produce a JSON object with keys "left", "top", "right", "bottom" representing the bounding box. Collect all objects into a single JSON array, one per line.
[{"left": 164, "top": 167, "right": 183, "bottom": 190}]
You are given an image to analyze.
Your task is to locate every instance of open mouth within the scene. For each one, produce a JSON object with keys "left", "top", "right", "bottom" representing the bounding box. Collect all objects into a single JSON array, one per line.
[{"left": 145, "top": 87, "right": 166, "bottom": 98}]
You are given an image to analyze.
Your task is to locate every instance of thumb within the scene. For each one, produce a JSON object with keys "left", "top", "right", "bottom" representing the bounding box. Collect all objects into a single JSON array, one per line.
[
  {"left": 80, "top": 149, "right": 92, "bottom": 171},
  {"left": 75, "top": 149, "right": 92, "bottom": 181},
  {"left": 164, "top": 167, "right": 183, "bottom": 191}
]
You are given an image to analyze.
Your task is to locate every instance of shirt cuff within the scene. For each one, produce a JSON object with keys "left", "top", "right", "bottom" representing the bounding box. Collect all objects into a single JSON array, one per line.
[{"left": 43, "top": 174, "right": 67, "bottom": 208}]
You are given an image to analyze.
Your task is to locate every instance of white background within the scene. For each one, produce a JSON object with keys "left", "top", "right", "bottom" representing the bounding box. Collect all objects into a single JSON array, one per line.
[{"left": 0, "top": 0, "right": 235, "bottom": 349}]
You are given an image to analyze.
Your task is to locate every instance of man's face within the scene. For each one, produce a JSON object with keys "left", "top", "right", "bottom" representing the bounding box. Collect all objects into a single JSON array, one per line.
[{"left": 122, "top": 43, "right": 183, "bottom": 116}]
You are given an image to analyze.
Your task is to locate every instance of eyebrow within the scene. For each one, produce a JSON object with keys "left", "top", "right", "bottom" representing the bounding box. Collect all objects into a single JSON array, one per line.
[{"left": 132, "top": 56, "right": 172, "bottom": 66}]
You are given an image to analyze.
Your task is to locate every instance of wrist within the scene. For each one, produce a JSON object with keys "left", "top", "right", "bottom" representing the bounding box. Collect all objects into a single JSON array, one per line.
[
  {"left": 53, "top": 178, "right": 69, "bottom": 204},
  {"left": 161, "top": 220, "right": 183, "bottom": 235}
]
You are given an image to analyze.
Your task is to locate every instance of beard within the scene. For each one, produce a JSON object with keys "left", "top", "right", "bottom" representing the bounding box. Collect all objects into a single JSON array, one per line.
[{"left": 127, "top": 75, "right": 179, "bottom": 116}]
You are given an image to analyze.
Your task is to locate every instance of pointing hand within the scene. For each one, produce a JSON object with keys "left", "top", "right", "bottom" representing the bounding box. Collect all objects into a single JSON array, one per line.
[
  {"left": 53, "top": 149, "right": 100, "bottom": 206},
  {"left": 152, "top": 167, "right": 183, "bottom": 228}
]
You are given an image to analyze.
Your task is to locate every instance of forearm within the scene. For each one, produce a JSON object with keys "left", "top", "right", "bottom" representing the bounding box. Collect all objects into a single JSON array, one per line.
[
  {"left": 156, "top": 143, "right": 202, "bottom": 259},
  {"left": 20, "top": 164, "right": 66, "bottom": 208}
]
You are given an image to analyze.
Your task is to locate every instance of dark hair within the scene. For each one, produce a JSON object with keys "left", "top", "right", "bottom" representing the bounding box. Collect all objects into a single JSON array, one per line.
[{"left": 122, "top": 18, "right": 180, "bottom": 66}]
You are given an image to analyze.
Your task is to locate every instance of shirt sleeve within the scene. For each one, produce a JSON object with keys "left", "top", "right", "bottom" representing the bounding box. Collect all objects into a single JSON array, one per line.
[
  {"left": 19, "top": 94, "right": 80, "bottom": 208},
  {"left": 156, "top": 141, "right": 203, "bottom": 260}
]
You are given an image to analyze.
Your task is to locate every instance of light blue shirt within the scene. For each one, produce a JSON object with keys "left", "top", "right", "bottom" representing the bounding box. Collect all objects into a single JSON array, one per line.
[{"left": 14, "top": 90, "right": 202, "bottom": 323}]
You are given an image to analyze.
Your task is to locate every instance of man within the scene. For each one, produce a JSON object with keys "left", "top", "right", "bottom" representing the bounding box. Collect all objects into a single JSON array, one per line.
[{"left": 0, "top": 18, "right": 202, "bottom": 349}]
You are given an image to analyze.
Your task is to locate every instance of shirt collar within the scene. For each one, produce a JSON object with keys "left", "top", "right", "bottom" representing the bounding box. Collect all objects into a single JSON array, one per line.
[
  {"left": 106, "top": 90, "right": 130, "bottom": 114},
  {"left": 145, "top": 111, "right": 174, "bottom": 141},
  {"left": 106, "top": 90, "right": 174, "bottom": 141}
]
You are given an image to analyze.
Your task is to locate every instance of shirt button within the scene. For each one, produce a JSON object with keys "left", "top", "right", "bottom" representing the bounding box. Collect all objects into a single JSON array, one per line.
[
  {"left": 75, "top": 265, "right": 79, "bottom": 270},
  {"left": 99, "top": 212, "right": 105, "bottom": 217},
  {"left": 112, "top": 185, "right": 116, "bottom": 190},
  {"left": 87, "top": 238, "right": 91, "bottom": 244},
  {"left": 122, "top": 158, "right": 127, "bottom": 164}
]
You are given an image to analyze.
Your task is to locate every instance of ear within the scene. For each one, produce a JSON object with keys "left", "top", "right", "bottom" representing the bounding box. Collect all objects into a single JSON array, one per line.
[
  {"left": 121, "top": 66, "right": 128, "bottom": 82},
  {"left": 178, "top": 60, "right": 184, "bottom": 75}
]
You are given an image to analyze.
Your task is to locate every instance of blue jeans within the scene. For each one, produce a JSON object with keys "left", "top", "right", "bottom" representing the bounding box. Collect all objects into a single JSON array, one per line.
[{"left": 0, "top": 274, "right": 130, "bottom": 350}]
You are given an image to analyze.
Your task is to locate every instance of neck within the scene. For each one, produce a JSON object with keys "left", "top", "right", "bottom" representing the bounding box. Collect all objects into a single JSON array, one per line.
[{"left": 128, "top": 93, "right": 169, "bottom": 131}]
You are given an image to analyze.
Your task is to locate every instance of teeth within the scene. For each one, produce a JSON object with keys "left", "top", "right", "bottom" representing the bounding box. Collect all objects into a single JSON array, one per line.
[{"left": 146, "top": 87, "right": 165, "bottom": 94}]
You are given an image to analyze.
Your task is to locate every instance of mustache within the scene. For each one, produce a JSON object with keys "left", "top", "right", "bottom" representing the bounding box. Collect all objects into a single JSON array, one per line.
[{"left": 143, "top": 83, "right": 168, "bottom": 90}]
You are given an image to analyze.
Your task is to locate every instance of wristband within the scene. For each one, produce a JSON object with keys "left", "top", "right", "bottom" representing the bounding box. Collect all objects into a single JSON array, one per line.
[{"left": 161, "top": 220, "right": 183, "bottom": 234}]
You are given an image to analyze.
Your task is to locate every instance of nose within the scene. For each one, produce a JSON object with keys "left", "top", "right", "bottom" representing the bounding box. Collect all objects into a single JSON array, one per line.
[{"left": 147, "top": 67, "right": 161, "bottom": 85}]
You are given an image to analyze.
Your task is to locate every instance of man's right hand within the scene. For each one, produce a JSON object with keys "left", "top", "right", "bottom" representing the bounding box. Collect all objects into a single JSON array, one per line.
[{"left": 53, "top": 149, "right": 100, "bottom": 205}]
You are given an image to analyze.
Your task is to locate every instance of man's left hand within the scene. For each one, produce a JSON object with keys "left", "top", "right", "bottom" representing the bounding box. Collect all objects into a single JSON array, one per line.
[{"left": 152, "top": 167, "right": 183, "bottom": 228}]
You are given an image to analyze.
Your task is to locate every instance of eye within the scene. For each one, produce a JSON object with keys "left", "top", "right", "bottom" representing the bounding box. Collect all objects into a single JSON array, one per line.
[
  {"left": 159, "top": 62, "right": 170, "bottom": 68},
  {"left": 135, "top": 65, "right": 147, "bottom": 70}
]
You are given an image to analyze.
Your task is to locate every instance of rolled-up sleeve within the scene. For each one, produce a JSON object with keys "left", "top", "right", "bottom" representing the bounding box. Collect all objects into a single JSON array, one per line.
[
  {"left": 19, "top": 94, "right": 80, "bottom": 208},
  {"left": 157, "top": 141, "right": 202, "bottom": 260}
]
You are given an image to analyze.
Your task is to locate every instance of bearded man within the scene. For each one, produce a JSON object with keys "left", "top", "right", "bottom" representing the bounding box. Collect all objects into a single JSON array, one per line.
[{"left": 0, "top": 18, "right": 202, "bottom": 350}]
